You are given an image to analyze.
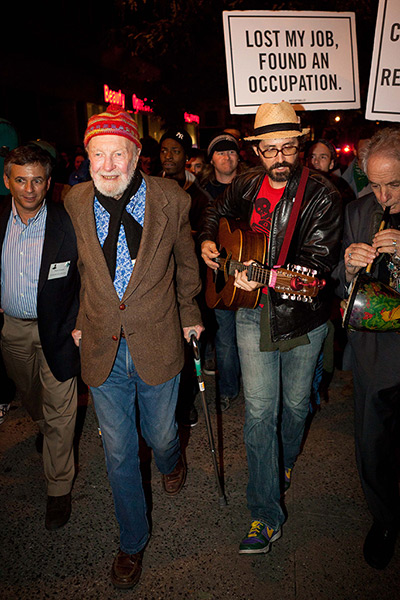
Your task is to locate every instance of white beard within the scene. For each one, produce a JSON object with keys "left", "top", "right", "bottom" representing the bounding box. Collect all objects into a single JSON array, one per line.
[{"left": 91, "top": 159, "right": 137, "bottom": 199}]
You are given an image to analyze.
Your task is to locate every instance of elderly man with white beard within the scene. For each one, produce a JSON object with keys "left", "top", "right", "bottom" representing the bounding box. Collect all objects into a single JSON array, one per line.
[
  {"left": 333, "top": 127, "right": 400, "bottom": 570},
  {"left": 64, "top": 104, "right": 203, "bottom": 590}
]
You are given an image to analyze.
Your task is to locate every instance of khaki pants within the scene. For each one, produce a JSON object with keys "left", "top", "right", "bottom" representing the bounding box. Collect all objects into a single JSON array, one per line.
[{"left": 1, "top": 314, "right": 77, "bottom": 496}]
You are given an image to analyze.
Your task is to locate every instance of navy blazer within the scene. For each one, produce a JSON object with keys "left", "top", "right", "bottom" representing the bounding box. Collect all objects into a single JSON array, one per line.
[{"left": 0, "top": 197, "right": 80, "bottom": 381}]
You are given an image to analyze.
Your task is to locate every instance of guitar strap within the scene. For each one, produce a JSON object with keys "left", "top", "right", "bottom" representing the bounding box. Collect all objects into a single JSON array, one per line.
[{"left": 276, "top": 166, "right": 309, "bottom": 266}]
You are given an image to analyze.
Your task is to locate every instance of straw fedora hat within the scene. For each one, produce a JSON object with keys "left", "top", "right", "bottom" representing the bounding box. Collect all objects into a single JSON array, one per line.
[{"left": 244, "top": 101, "right": 309, "bottom": 141}]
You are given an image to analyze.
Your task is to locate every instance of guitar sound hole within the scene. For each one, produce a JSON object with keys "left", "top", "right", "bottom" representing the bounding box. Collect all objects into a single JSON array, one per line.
[
  {"left": 219, "top": 246, "right": 227, "bottom": 259},
  {"left": 215, "top": 269, "right": 227, "bottom": 293}
]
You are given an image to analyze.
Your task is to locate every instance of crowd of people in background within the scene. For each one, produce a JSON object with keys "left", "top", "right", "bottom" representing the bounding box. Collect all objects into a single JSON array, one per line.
[
  {"left": 3, "top": 115, "right": 374, "bottom": 210},
  {"left": 0, "top": 101, "right": 399, "bottom": 589}
]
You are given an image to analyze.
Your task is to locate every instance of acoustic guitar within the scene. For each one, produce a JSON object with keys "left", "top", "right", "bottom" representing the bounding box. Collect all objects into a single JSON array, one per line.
[{"left": 205, "top": 218, "right": 325, "bottom": 310}]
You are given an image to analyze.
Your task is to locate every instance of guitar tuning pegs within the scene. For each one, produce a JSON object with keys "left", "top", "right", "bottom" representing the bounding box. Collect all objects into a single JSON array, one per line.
[{"left": 281, "top": 293, "right": 289, "bottom": 299}]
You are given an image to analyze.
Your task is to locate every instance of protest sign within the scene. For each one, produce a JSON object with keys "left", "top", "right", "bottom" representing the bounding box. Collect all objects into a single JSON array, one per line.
[
  {"left": 366, "top": 0, "right": 400, "bottom": 123},
  {"left": 223, "top": 10, "right": 360, "bottom": 114}
]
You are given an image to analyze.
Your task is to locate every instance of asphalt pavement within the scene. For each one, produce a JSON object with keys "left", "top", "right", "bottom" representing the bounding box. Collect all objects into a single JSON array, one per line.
[{"left": 1, "top": 366, "right": 399, "bottom": 600}]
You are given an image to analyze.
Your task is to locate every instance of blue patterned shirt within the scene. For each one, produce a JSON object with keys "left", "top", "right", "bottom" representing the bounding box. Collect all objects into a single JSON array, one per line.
[{"left": 94, "top": 178, "right": 146, "bottom": 300}]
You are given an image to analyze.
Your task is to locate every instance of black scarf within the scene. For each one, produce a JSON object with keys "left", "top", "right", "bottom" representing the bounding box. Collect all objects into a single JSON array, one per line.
[{"left": 95, "top": 169, "right": 143, "bottom": 281}]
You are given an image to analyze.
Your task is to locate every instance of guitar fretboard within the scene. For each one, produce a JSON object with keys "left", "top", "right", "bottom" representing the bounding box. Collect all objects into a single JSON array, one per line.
[{"left": 218, "top": 257, "right": 270, "bottom": 285}]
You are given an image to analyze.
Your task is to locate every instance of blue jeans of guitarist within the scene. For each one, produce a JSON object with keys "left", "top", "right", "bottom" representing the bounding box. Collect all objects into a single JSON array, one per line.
[
  {"left": 215, "top": 308, "right": 240, "bottom": 400},
  {"left": 236, "top": 306, "right": 327, "bottom": 531}
]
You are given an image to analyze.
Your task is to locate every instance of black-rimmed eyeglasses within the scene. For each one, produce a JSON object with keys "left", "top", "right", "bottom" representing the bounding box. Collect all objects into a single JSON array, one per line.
[{"left": 258, "top": 145, "right": 299, "bottom": 159}]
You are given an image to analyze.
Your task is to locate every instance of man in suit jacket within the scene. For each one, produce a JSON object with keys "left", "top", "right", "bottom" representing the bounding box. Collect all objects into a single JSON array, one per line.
[
  {"left": 0, "top": 144, "right": 80, "bottom": 530},
  {"left": 333, "top": 127, "right": 400, "bottom": 570},
  {"left": 64, "top": 104, "right": 203, "bottom": 590}
]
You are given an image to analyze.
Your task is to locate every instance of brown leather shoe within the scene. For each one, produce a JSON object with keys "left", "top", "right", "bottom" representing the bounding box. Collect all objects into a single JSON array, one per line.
[
  {"left": 111, "top": 549, "right": 142, "bottom": 589},
  {"left": 45, "top": 492, "right": 71, "bottom": 530},
  {"left": 161, "top": 455, "right": 187, "bottom": 496}
]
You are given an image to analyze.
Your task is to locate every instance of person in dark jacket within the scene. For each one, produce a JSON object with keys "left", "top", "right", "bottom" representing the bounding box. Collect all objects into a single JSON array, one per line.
[
  {"left": 199, "top": 101, "right": 342, "bottom": 555},
  {"left": 332, "top": 127, "right": 400, "bottom": 570},
  {"left": 200, "top": 133, "right": 245, "bottom": 411},
  {"left": 305, "top": 138, "right": 355, "bottom": 207},
  {"left": 159, "top": 127, "right": 212, "bottom": 427},
  {"left": 159, "top": 127, "right": 211, "bottom": 232},
  {"left": 0, "top": 144, "right": 80, "bottom": 530}
]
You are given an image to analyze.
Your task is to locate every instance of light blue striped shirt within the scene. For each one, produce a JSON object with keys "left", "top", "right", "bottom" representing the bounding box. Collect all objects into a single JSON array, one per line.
[
  {"left": 1, "top": 200, "right": 47, "bottom": 318},
  {"left": 94, "top": 178, "right": 146, "bottom": 300}
]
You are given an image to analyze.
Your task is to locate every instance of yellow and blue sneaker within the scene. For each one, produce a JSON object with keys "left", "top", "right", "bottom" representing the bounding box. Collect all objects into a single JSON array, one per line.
[
  {"left": 284, "top": 467, "right": 292, "bottom": 493},
  {"left": 239, "top": 520, "right": 282, "bottom": 554}
]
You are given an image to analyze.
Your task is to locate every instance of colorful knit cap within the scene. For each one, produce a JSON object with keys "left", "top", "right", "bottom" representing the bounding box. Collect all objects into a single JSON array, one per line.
[{"left": 84, "top": 104, "right": 141, "bottom": 149}]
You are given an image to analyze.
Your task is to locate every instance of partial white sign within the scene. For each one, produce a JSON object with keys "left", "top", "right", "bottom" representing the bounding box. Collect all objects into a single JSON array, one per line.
[
  {"left": 223, "top": 10, "right": 360, "bottom": 114},
  {"left": 366, "top": 0, "right": 400, "bottom": 123}
]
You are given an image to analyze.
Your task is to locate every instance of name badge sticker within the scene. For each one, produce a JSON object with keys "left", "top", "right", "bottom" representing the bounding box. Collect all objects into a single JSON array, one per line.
[{"left": 48, "top": 261, "right": 71, "bottom": 280}]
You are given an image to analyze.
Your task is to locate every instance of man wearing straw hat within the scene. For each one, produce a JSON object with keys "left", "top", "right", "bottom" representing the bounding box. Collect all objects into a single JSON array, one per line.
[
  {"left": 333, "top": 127, "right": 400, "bottom": 570},
  {"left": 199, "top": 101, "right": 342, "bottom": 555},
  {"left": 64, "top": 104, "right": 203, "bottom": 589}
]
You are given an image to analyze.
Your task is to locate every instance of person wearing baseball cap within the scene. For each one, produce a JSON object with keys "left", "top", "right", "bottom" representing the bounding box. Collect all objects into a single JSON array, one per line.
[
  {"left": 158, "top": 127, "right": 213, "bottom": 428},
  {"left": 64, "top": 105, "right": 203, "bottom": 589},
  {"left": 199, "top": 101, "right": 342, "bottom": 555},
  {"left": 159, "top": 127, "right": 211, "bottom": 233}
]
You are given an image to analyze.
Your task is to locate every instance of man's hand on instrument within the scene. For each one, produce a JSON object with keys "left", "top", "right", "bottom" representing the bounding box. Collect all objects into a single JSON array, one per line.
[
  {"left": 344, "top": 243, "right": 377, "bottom": 282},
  {"left": 372, "top": 228, "right": 400, "bottom": 257},
  {"left": 234, "top": 260, "right": 263, "bottom": 291},
  {"left": 201, "top": 240, "right": 220, "bottom": 269},
  {"left": 183, "top": 324, "right": 205, "bottom": 343}
]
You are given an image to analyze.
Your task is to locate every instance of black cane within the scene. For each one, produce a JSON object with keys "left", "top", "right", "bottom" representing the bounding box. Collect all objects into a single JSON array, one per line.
[{"left": 189, "top": 333, "right": 227, "bottom": 506}]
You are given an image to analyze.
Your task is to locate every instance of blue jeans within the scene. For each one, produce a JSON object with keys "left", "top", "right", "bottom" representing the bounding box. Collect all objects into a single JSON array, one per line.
[
  {"left": 90, "top": 338, "right": 181, "bottom": 554},
  {"left": 215, "top": 308, "right": 240, "bottom": 398},
  {"left": 236, "top": 306, "right": 327, "bottom": 529}
]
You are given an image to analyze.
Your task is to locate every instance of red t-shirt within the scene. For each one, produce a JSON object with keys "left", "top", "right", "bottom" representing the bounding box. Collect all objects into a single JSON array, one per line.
[
  {"left": 250, "top": 175, "right": 285, "bottom": 242},
  {"left": 250, "top": 175, "right": 285, "bottom": 298}
]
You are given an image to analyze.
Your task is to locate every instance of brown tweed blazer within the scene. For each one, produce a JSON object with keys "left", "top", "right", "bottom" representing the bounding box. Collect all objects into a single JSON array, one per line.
[{"left": 64, "top": 175, "right": 202, "bottom": 387}]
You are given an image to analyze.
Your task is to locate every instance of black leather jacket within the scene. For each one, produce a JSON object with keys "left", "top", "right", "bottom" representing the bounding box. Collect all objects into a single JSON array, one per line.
[{"left": 198, "top": 164, "right": 343, "bottom": 341}]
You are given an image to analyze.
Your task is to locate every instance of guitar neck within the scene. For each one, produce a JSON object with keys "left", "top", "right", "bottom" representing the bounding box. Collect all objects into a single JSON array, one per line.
[
  {"left": 217, "top": 256, "right": 322, "bottom": 300},
  {"left": 222, "top": 258, "right": 270, "bottom": 285}
]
